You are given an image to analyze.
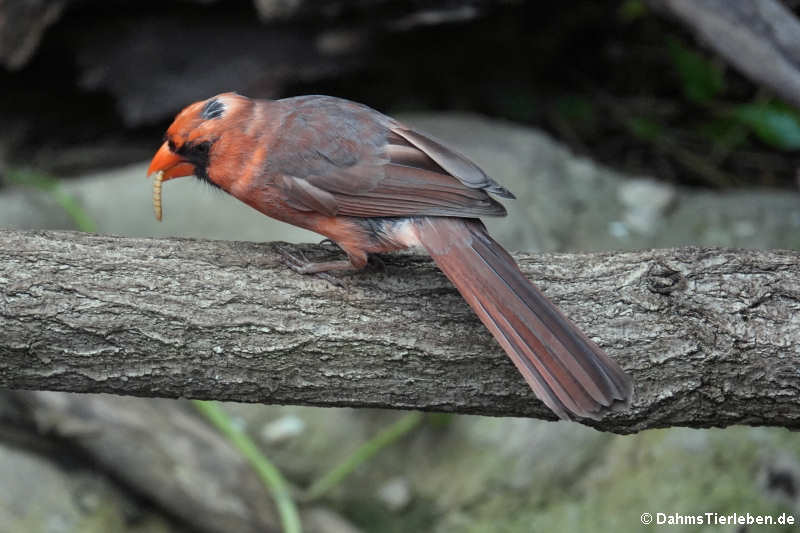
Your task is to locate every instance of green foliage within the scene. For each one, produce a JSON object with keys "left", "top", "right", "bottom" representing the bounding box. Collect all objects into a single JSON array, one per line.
[
  {"left": 425, "top": 412, "right": 455, "bottom": 428},
  {"left": 698, "top": 118, "right": 749, "bottom": 150},
  {"left": 664, "top": 35, "right": 800, "bottom": 152},
  {"left": 192, "top": 401, "right": 302, "bottom": 533},
  {"left": 342, "top": 498, "right": 439, "bottom": 533},
  {"left": 667, "top": 37, "right": 726, "bottom": 105},
  {"left": 192, "top": 402, "right": 425, "bottom": 532},
  {"left": 303, "top": 412, "right": 424, "bottom": 502},
  {"left": 6, "top": 168, "right": 97, "bottom": 232},
  {"left": 732, "top": 102, "right": 800, "bottom": 150},
  {"left": 627, "top": 116, "right": 664, "bottom": 142},
  {"left": 618, "top": 0, "right": 647, "bottom": 23},
  {"left": 556, "top": 94, "right": 596, "bottom": 129},
  {"left": 461, "top": 428, "right": 798, "bottom": 533},
  {"left": 492, "top": 84, "right": 539, "bottom": 122}
]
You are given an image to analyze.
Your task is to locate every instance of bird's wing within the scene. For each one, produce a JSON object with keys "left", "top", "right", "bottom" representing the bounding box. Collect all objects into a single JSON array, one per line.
[{"left": 266, "top": 96, "right": 513, "bottom": 218}]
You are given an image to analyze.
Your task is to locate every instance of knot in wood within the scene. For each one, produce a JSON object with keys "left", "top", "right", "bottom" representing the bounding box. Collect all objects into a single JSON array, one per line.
[{"left": 646, "top": 261, "right": 687, "bottom": 295}]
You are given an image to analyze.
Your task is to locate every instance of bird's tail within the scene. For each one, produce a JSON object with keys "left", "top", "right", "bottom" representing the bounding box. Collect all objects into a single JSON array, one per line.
[{"left": 414, "top": 217, "right": 632, "bottom": 420}]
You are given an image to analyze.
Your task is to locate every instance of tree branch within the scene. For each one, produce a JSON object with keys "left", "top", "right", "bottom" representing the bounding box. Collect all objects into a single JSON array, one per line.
[
  {"left": 2, "top": 229, "right": 799, "bottom": 433},
  {"left": 650, "top": 0, "right": 800, "bottom": 110}
]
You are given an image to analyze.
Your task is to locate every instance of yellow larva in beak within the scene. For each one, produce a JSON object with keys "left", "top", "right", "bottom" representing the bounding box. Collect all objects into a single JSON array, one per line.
[{"left": 153, "top": 170, "right": 164, "bottom": 221}]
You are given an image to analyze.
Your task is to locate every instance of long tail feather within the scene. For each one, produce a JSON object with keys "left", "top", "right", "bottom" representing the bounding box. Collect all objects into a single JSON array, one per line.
[{"left": 414, "top": 217, "right": 632, "bottom": 420}]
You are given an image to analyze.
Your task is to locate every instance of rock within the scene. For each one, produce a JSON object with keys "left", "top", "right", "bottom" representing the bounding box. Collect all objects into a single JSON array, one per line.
[
  {"left": 0, "top": 162, "right": 320, "bottom": 243},
  {"left": 230, "top": 405, "right": 375, "bottom": 481},
  {"left": 7, "top": 114, "right": 800, "bottom": 251},
  {"left": 0, "top": 442, "right": 173, "bottom": 532},
  {"left": 431, "top": 426, "right": 796, "bottom": 533},
  {"left": 302, "top": 507, "right": 361, "bottom": 533},
  {"left": 22, "top": 392, "right": 284, "bottom": 533},
  {"left": 5, "top": 113, "right": 798, "bottom": 253},
  {"left": 303, "top": 507, "right": 365, "bottom": 533},
  {"left": 617, "top": 178, "right": 677, "bottom": 235},
  {"left": 261, "top": 414, "right": 307, "bottom": 444},
  {"left": 377, "top": 477, "right": 412, "bottom": 511},
  {"left": 399, "top": 114, "right": 800, "bottom": 252}
]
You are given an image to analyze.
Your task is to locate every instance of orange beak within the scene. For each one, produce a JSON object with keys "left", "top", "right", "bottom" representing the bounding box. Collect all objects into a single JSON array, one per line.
[{"left": 147, "top": 142, "right": 196, "bottom": 180}]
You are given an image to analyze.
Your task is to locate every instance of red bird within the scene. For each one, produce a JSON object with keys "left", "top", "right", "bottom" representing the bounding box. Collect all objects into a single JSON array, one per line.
[{"left": 148, "top": 93, "right": 632, "bottom": 420}]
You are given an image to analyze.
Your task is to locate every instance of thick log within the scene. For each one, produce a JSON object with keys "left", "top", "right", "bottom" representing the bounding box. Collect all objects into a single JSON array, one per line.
[
  {"left": 1, "top": 229, "right": 799, "bottom": 433},
  {"left": 17, "top": 392, "right": 283, "bottom": 533}
]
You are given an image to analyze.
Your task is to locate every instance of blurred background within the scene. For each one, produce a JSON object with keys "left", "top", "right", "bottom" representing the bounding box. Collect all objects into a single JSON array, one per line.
[{"left": 2, "top": 1, "right": 800, "bottom": 532}]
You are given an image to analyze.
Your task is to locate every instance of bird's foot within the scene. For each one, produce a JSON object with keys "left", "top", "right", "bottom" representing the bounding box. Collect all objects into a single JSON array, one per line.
[
  {"left": 277, "top": 245, "right": 348, "bottom": 287},
  {"left": 318, "top": 238, "right": 340, "bottom": 250}
]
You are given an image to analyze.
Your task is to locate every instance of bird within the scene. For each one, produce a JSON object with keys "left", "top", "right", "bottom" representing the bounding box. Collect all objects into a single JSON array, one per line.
[{"left": 147, "top": 92, "right": 633, "bottom": 420}]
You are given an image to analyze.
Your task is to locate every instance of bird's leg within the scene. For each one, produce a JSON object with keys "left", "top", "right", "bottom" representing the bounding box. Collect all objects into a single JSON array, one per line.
[
  {"left": 289, "top": 259, "right": 356, "bottom": 274},
  {"left": 277, "top": 245, "right": 361, "bottom": 287}
]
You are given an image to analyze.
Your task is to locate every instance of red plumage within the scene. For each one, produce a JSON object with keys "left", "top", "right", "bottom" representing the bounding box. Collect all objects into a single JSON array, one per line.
[{"left": 148, "top": 92, "right": 633, "bottom": 420}]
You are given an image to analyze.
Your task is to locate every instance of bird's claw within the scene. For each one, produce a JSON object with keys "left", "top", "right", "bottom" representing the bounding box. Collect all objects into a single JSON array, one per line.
[
  {"left": 277, "top": 245, "right": 308, "bottom": 269},
  {"left": 276, "top": 245, "right": 344, "bottom": 288},
  {"left": 318, "top": 238, "right": 339, "bottom": 249}
]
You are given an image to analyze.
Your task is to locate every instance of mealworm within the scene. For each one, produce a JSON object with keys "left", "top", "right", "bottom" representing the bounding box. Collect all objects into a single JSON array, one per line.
[{"left": 153, "top": 170, "right": 164, "bottom": 221}]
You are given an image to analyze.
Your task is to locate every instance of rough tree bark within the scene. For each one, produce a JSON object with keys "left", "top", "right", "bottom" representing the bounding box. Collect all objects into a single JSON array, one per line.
[
  {"left": 650, "top": 0, "right": 800, "bottom": 110},
  {"left": 1, "top": 229, "right": 799, "bottom": 434}
]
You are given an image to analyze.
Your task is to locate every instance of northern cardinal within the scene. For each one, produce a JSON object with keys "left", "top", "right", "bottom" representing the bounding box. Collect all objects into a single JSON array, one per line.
[{"left": 148, "top": 93, "right": 632, "bottom": 420}]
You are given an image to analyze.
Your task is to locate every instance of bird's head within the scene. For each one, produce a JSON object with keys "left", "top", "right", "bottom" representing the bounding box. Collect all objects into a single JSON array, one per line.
[{"left": 147, "top": 92, "right": 251, "bottom": 185}]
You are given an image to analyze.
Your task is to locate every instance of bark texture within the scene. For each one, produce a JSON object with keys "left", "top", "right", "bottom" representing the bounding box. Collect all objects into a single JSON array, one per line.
[
  {"left": 650, "top": 0, "right": 800, "bottom": 110},
  {"left": 1, "top": 229, "right": 799, "bottom": 434}
]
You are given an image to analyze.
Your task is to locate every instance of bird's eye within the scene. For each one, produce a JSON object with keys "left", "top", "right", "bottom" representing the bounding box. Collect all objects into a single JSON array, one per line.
[{"left": 195, "top": 143, "right": 209, "bottom": 154}]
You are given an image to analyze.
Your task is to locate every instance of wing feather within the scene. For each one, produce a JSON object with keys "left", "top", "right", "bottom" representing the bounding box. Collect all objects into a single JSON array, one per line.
[
  {"left": 391, "top": 127, "right": 515, "bottom": 199},
  {"left": 277, "top": 175, "right": 339, "bottom": 216},
  {"left": 269, "top": 96, "right": 513, "bottom": 218}
]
